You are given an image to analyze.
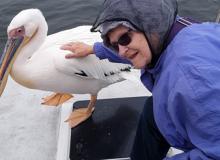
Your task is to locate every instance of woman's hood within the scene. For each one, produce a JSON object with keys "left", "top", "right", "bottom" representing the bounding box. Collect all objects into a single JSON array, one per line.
[{"left": 91, "top": 0, "right": 178, "bottom": 66}]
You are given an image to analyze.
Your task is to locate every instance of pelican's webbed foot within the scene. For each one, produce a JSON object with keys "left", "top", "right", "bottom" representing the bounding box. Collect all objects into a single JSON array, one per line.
[
  {"left": 65, "top": 95, "right": 97, "bottom": 128},
  {"left": 41, "top": 93, "right": 73, "bottom": 106}
]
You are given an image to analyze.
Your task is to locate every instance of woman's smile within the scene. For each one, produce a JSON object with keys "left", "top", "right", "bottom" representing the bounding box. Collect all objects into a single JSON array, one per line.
[{"left": 128, "top": 51, "right": 138, "bottom": 60}]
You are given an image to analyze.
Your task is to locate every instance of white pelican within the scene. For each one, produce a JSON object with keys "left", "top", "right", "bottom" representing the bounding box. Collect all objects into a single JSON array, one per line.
[{"left": 0, "top": 9, "right": 132, "bottom": 128}]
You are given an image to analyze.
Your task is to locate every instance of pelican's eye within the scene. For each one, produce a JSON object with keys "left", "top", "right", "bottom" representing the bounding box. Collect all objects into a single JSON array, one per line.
[
  {"left": 8, "top": 26, "right": 25, "bottom": 38},
  {"left": 16, "top": 26, "right": 25, "bottom": 35},
  {"left": 17, "top": 29, "right": 22, "bottom": 33}
]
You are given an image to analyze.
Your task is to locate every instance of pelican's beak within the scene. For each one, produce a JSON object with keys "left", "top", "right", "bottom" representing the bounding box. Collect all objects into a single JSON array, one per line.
[{"left": 0, "top": 36, "right": 24, "bottom": 96}]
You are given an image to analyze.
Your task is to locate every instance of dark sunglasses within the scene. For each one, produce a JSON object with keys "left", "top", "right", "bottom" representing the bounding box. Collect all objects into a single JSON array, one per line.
[{"left": 105, "top": 29, "right": 132, "bottom": 52}]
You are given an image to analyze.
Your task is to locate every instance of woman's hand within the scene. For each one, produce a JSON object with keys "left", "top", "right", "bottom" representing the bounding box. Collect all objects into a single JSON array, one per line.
[{"left": 60, "top": 42, "right": 93, "bottom": 58}]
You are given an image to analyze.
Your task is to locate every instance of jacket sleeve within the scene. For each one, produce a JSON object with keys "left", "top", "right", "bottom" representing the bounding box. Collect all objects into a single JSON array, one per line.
[
  {"left": 93, "top": 42, "right": 131, "bottom": 64},
  {"left": 164, "top": 64, "right": 220, "bottom": 160}
]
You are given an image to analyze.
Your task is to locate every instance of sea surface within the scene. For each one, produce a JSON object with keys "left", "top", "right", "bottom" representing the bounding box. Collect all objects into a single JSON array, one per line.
[{"left": 0, "top": 0, "right": 220, "bottom": 52}]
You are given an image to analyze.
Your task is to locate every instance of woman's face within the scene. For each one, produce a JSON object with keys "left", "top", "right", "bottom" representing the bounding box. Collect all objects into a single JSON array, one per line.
[{"left": 107, "top": 25, "right": 152, "bottom": 69}]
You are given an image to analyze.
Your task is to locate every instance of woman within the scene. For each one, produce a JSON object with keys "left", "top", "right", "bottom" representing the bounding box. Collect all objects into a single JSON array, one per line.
[{"left": 61, "top": 0, "right": 220, "bottom": 159}]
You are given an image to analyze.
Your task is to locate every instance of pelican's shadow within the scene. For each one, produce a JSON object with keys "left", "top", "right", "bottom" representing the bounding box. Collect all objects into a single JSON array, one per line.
[{"left": 69, "top": 96, "right": 148, "bottom": 160}]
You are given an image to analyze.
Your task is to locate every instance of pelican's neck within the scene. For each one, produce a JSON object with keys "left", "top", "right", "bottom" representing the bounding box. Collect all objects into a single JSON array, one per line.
[
  {"left": 16, "top": 20, "right": 48, "bottom": 64},
  {"left": 10, "top": 16, "right": 48, "bottom": 86}
]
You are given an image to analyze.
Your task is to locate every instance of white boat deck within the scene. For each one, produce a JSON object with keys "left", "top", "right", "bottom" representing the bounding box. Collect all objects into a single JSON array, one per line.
[
  {"left": 0, "top": 77, "right": 181, "bottom": 160},
  {"left": 0, "top": 77, "right": 60, "bottom": 160}
]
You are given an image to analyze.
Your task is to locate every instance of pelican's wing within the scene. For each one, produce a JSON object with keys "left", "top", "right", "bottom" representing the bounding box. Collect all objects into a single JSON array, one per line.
[
  {"left": 54, "top": 53, "right": 132, "bottom": 84},
  {"left": 43, "top": 25, "right": 132, "bottom": 84}
]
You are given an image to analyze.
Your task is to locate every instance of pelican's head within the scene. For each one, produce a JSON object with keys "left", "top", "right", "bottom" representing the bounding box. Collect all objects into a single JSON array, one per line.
[{"left": 0, "top": 9, "right": 46, "bottom": 96}]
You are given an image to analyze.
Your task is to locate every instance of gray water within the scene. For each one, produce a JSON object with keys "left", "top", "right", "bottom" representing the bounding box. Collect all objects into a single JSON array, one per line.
[{"left": 0, "top": 0, "right": 220, "bottom": 52}]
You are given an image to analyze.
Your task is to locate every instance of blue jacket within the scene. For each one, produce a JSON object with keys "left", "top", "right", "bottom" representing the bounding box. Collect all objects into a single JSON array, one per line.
[{"left": 93, "top": 23, "right": 220, "bottom": 159}]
